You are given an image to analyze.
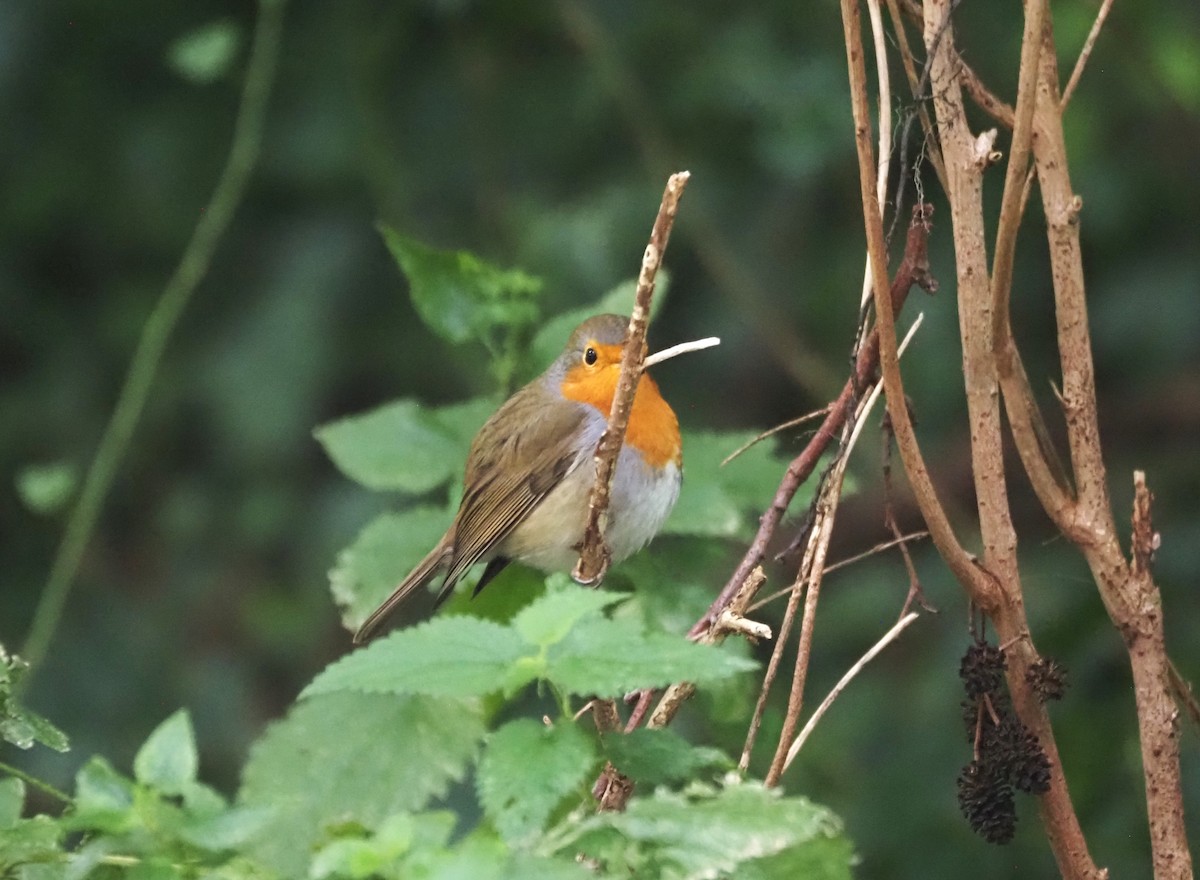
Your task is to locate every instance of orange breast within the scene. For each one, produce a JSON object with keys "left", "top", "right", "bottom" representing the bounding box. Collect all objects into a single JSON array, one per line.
[{"left": 561, "top": 361, "right": 681, "bottom": 468}]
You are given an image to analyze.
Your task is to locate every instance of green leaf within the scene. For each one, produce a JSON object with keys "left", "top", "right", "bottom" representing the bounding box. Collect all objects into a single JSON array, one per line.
[
  {"left": 379, "top": 226, "right": 542, "bottom": 345},
  {"left": 511, "top": 580, "right": 626, "bottom": 649},
  {"left": 601, "top": 728, "right": 731, "bottom": 787},
  {"left": 665, "top": 431, "right": 798, "bottom": 538},
  {"left": 133, "top": 710, "right": 198, "bottom": 793},
  {"left": 528, "top": 275, "right": 670, "bottom": 374},
  {"left": 0, "top": 777, "right": 22, "bottom": 828},
  {"left": 546, "top": 617, "right": 757, "bottom": 697},
  {"left": 69, "top": 757, "right": 136, "bottom": 835},
  {"left": 314, "top": 397, "right": 492, "bottom": 494},
  {"left": 477, "top": 719, "right": 596, "bottom": 845},
  {"left": 177, "top": 806, "right": 274, "bottom": 852},
  {"left": 240, "top": 692, "right": 483, "bottom": 877},
  {"left": 0, "top": 647, "right": 69, "bottom": 752},
  {"left": 329, "top": 508, "right": 451, "bottom": 631},
  {"left": 14, "top": 461, "right": 77, "bottom": 515},
  {"left": 566, "top": 781, "right": 851, "bottom": 880},
  {"left": 303, "top": 617, "right": 531, "bottom": 699},
  {"left": 0, "top": 813, "right": 62, "bottom": 867},
  {"left": 167, "top": 19, "right": 241, "bottom": 84}
]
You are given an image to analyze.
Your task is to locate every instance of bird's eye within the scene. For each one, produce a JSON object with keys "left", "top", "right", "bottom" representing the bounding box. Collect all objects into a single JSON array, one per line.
[{"left": 584, "top": 347, "right": 598, "bottom": 365}]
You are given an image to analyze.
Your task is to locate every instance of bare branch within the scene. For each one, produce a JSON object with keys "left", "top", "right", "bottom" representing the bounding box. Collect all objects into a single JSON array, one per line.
[
  {"left": 573, "top": 171, "right": 689, "bottom": 586},
  {"left": 783, "top": 611, "right": 920, "bottom": 770}
]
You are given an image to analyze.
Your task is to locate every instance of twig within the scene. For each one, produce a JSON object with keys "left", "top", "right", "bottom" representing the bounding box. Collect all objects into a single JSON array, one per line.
[
  {"left": 858, "top": 0, "right": 894, "bottom": 309},
  {"left": 1062, "top": 0, "right": 1115, "bottom": 110},
  {"left": 573, "top": 171, "right": 689, "bottom": 586},
  {"left": 0, "top": 759, "right": 72, "bottom": 804},
  {"left": 748, "top": 530, "right": 928, "bottom": 613},
  {"left": 689, "top": 204, "right": 937, "bottom": 641},
  {"left": 721, "top": 407, "right": 831, "bottom": 467},
  {"left": 642, "top": 336, "right": 720, "bottom": 368},
  {"left": 782, "top": 611, "right": 920, "bottom": 770},
  {"left": 19, "top": 0, "right": 288, "bottom": 678},
  {"left": 763, "top": 327, "right": 894, "bottom": 785},
  {"left": 841, "top": 0, "right": 997, "bottom": 615}
]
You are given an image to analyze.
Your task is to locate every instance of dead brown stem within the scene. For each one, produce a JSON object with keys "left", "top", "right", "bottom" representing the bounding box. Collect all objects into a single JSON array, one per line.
[
  {"left": 690, "top": 205, "right": 937, "bottom": 641},
  {"left": 573, "top": 171, "right": 689, "bottom": 585}
]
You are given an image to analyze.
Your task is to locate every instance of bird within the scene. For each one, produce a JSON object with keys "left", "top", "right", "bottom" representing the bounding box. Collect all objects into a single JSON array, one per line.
[{"left": 353, "top": 313, "right": 683, "bottom": 643}]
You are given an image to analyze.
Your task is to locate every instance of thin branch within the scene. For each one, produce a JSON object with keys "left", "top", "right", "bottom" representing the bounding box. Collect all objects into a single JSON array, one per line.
[
  {"left": 749, "top": 530, "right": 929, "bottom": 613},
  {"left": 690, "top": 205, "right": 937, "bottom": 641},
  {"left": 764, "top": 321, "right": 896, "bottom": 786},
  {"left": 1061, "top": 0, "right": 1116, "bottom": 112},
  {"left": 882, "top": 0, "right": 948, "bottom": 193},
  {"left": 782, "top": 611, "right": 920, "bottom": 770},
  {"left": 573, "top": 171, "right": 689, "bottom": 585},
  {"left": 20, "top": 0, "right": 288, "bottom": 676},
  {"left": 720, "top": 407, "right": 831, "bottom": 467},
  {"left": 839, "top": 0, "right": 997, "bottom": 609}
]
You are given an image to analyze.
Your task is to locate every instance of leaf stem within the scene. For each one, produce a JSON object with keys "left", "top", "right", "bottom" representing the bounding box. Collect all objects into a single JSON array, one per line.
[{"left": 20, "top": 0, "right": 287, "bottom": 678}]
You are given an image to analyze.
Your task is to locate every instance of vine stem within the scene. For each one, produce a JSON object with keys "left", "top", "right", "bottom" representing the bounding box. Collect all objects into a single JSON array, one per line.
[{"left": 20, "top": 0, "right": 288, "bottom": 677}]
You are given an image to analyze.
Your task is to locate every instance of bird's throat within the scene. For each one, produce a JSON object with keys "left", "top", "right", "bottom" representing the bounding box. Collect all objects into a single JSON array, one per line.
[{"left": 560, "top": 364, "right": 681, "bottom": 468}]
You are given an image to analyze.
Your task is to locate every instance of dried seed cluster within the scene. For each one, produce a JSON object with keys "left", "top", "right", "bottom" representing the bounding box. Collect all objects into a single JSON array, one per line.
[{"left": 956, "top": 640, "right": 1057, "bottom": 845}]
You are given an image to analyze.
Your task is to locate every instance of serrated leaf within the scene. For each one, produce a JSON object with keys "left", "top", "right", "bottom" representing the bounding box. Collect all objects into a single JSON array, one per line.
[
  {"left": 0, "top": 813, "right": 62, "bottom": 865},
  {"left": 528, "top": 275, "right": 670, "bottom": 373},
  {"left": 303, "top": 617, "right": 531, "bottom": 699},
  {"left": 0, "top": 777, "right": 22, "bottom": 828},
  {"left": 379, "top": 226, "right": 542, "bottom": 345},
  {"left": 478, "top": 719, "right": 596, "bottom": 845},
  {"left": 177, "top": 805, "right": 274, "bottom": 852},
  {"left": 511, "top": 582, "right": 626, "bottom": 649},
  {"left": 546, "top": 617, "right": 757, "bottom": 697},
  {"left": 315, "top": 398, "right": 492, "bottom": 494},
  {"left": 14, "top": 461, "right": 77, "bottom": 516},
  {"left": 133, "top": 710, "right": 197, "bottom": 793},
  {"left": 67, "top": 758, "right": 136, "bottom": 836},
  {"left": 239, "top": 692, "right": 483, "bottom": 877},
  {"left": 329, "top": 508, "right": 451, "bottom": 631},
  {"left": 568, "top": 781, "right": 850, "bottom": 880},
  {"left": 665, "top": 431, "right": 798, "bottom": 538},
  {"left": 602, "top": 728, "right": 731, "bottom": 787},
  {"left": 167, "top": 19, "right": 240, "bottom": 84}
]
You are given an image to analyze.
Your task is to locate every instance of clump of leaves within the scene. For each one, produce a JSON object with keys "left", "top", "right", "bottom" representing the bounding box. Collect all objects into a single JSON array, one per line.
[{"left": 1, "top": 643, "right": 69, "bottom": 753}]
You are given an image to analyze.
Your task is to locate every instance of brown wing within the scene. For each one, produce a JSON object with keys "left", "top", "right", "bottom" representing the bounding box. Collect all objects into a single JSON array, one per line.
[{"left": 442, "top": 393, "right": 590, "bottom": 586}]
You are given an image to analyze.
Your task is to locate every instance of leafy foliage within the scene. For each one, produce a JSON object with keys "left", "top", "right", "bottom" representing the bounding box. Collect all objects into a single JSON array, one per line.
[
  {"left": 0, "top": 644, "right": 69, "bottom": 752},
  {"left": 305, "top": 584, "right": 756, "bottom": 701},
  {"left": 3, "top": 235, "right": 852, "bottom": 880}
]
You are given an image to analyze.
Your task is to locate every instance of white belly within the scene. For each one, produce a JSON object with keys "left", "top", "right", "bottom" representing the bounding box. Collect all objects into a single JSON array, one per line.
[{"left": 500, "top": 444, "right": 681, "bottom": 572}]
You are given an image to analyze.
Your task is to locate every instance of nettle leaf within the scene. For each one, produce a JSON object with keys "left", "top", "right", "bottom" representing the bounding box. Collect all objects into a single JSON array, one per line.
[
  {"left": 601, "top": 728, "right": 731, "bottom": 787},
  {"left": 379, "top": 226, "right": 542, "bottom": 345},
  {"left": 546, "top": 616, "right": 756, "bottom": 698},
  {"left": 570, "top": 781, "right": 852, "bottom": 880},
  {"left": 665, "top": 431, "right": 798, "bottom": 538},
  {"left": 527, "top": 274, "right": 669, "bottom": 374},
  {"left": 477, "top": 719, "right": 596, "bottom": 845},
  {"left": 315, "top": 397, "right": 492, "bottom": 494},
  {"left": 330, "top": 508, "right": 450, "bottom": 631},
  {"left": 239, "top": 692, "right": 483, "bottom": 877},
  {"left": 511, "top": 580, "right": 627, "bottom": 649},
  {"left": 133, "top": 710, "right": 198, "bottom": 794},
  {"left": 0, "top": 647, "right": 69, "bottom": 752},
  {"left": 304, "top": 617, "right": 530, "bottom": 699},
  {"left": 0, "top": 777, "right": 23, "bottom": 828}
]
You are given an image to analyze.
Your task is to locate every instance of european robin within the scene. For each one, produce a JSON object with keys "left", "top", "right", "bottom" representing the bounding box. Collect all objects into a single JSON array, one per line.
[{"left": 354, "top": 313, "right": 687, "bottom": 643}]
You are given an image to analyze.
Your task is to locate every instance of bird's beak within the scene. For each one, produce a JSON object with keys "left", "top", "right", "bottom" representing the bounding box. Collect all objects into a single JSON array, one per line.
[{"left": 643, "top": 336, "right": 721, "bottom": 368}]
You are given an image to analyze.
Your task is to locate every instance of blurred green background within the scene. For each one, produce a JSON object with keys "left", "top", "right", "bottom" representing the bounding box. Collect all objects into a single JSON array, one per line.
[{"left": 2, "top": 1, "right": 1197, "bottom": 876}]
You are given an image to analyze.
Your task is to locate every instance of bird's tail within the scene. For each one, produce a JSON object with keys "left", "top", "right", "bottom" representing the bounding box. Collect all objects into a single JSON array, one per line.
[{"left": 353, "top": 538, "right": 452, "bottom": 644}]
